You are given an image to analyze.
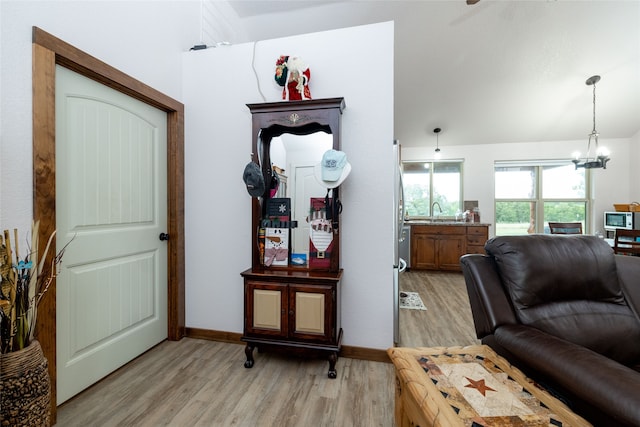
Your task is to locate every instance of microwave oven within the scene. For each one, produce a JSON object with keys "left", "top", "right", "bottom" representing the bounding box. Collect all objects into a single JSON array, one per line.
[{"left": 604, "top": 211, "right": 640, "bottom": 231}]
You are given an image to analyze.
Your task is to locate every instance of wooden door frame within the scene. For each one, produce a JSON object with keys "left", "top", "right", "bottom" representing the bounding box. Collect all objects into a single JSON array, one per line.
[{"left": 32, "top": 27, "right": 185, "bottom": 422}]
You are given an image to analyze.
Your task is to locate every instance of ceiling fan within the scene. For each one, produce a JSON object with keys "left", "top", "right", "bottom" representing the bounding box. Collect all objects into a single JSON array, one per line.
[{"left": 466, "top": 0, "right": 480, "bottom": 4}]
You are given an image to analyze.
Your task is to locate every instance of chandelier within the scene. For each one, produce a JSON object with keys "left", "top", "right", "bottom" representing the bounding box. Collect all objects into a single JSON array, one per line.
[{"left": 572, "top": 75, "right": 610, "bottom": 170}]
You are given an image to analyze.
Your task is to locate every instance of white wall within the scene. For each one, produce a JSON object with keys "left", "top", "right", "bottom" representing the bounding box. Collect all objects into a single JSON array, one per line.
[
  {"left": 630, "top": 130, "right": 640, "bottom": 202},
  {"left": 402, "top": 137, "right": 631, "bottom": 236},
  {"left": 183, "top": 22, "right": 395, "bottom": 349},
  {"left": 0, "top": 0, "right": 202, "bottom": 233}
]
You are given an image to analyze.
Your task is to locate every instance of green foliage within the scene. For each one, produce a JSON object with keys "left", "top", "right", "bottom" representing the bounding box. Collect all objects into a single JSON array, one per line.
[
  {"left": 495, "top": 202, "right": 534, "bottom": 223},
  {"left": 404, "top": 183, "right": 461, "bottom": 217},
  {"left": 496, "top": 201, "right": 586, "bottom": 224},
  {"left": 404, "top": 184, "right": 429, "bottom": 217},
  {"left": 496, "top": 201, "right": 586, "bottom": 235},
  {"left": 544, "top": 202, "right": 586, "bottom": 222}
]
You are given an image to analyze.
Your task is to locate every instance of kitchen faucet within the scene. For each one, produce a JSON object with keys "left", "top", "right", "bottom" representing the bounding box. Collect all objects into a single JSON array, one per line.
[{"left": 431, "top": 201, "right": 442, "bottom": 217}]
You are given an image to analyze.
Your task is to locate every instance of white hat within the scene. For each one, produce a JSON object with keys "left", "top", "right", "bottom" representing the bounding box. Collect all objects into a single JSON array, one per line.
[{"left": 314, "top": 149, "right": 351, "bottom": 189}]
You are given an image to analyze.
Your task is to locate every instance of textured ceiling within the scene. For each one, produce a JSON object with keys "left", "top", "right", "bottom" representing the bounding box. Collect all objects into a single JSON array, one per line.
[{"left": 227, "top": 0, "right": 640, "bottom": 148}]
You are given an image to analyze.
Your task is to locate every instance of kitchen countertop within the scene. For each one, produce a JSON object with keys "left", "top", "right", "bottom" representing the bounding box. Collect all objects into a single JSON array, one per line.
[{"left": 404, "top": 220, "right": 492, "bottom": 226}]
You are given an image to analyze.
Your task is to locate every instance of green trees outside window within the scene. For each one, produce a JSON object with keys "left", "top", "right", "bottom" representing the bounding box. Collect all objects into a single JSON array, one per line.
[
  {"left": 495, "top": 162, "right": 588, "bottom": 235},
  {"left": 403, "top": 161, "right": 462, "bottom": 217}
]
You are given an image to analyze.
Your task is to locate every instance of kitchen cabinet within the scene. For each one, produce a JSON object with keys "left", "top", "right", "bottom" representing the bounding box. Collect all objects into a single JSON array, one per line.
[
  {"left": 411, "top": 225, "right": 466, "bottom": 271},
  {"left": 241, "top": 269, "right": 342, "bottom": 378},
  {"left": 411, "top": 224, "right": 489, "bottom": 271}
]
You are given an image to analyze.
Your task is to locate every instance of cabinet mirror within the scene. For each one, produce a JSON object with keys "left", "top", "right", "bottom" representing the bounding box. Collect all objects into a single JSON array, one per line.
[{"left": 269, "top": 132, "right": 332, "bottom": 258}]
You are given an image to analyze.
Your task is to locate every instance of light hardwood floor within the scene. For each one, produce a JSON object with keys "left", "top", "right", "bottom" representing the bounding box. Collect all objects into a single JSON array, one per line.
[
  {"left": 398, "top": 270, "right": 480, "bottom": 348},
  {"left": 56, "top": 271, "right": 477, "bottom": 426},
  {"left": 56, "top": 339, "right": 395, "bottom": 426}
]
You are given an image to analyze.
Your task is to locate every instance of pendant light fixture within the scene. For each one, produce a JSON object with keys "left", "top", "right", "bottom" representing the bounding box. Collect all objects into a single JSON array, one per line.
[
  {"left": 572, "top": 75, "right": 610, "bottom": 170},
  {"left": 434, "top": 127, "right": 442, "bottom": 159}
]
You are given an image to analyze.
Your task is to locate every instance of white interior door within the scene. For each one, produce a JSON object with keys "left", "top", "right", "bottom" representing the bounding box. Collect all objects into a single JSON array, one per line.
[{"left": 55, "top": 65, "right": 168, "bottom": 404}]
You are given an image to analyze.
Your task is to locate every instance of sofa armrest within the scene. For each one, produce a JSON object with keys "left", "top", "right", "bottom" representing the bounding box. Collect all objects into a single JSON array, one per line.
[
  {"left": 460, "top": 254, "right": 518, "bottom": 338},
  {"left": 616, "top": 255, "right": 640, "bottom": 320},
  {"left": 495, "top": 324, "right": 640, "bottom": 427}
]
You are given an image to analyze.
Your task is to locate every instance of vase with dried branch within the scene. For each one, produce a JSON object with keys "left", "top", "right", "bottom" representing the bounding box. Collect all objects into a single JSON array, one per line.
[
  {"left": 0, "top": 221, "right": 70, "bottom": 426},
  {"left": 1, "top": 221, "right": 70, "bottom": 353}
]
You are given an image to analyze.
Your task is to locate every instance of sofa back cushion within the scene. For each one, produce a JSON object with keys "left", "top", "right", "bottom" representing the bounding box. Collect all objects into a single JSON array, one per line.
[{"left": 485, "top": 234, "right": 640, "bottom": 365}]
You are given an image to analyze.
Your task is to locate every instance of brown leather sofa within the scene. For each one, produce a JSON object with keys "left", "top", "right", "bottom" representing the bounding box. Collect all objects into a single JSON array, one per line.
[{"left": 460, "top": 234, "right": 640, "bottom": 427}]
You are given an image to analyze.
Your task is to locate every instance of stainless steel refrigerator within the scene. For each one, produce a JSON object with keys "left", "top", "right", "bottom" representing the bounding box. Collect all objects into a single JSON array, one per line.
[{"left": 393, "top": 140, "right": 407, "bottom": 345}]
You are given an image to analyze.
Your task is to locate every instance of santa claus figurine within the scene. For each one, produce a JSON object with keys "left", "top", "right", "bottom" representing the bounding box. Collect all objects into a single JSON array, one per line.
[{"left": 274, "top": 55, "right": 312, "bottom": 101}]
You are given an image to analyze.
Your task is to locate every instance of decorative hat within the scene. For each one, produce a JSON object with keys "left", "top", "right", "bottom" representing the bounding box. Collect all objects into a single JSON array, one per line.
[
  {"left": 243, "top": 162, "right": 265, "bottom": 197},
  {"left": 314, "top": 149, "right": 351, "bottom": 189}
]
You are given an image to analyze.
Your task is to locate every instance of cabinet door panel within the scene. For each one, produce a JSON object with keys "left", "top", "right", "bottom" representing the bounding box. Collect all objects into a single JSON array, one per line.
[
  {"left": 412, "top": 234, "right": 437, "bottom": 270},
  {"left": 438, "top": 236, "right": 465, "bottom": 270},
  {"left": 295, "top": 292, "right": 325, "bottom": 334},
  {"left": 289, "top": 284, "right": 334, "bottom": 342},
  {"left": 254, "top": 289, "right": 283, "bottom": 330},
  {"left": 245, "top": 281, "right": 288, "bottom": 337}
]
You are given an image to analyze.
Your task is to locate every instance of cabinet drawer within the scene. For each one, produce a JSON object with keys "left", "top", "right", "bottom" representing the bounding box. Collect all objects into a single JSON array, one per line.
[
  {"left": 412, "top": 225, "right": 466, "bottom": 235},
  {"left": 466, "top": 245, "right": 486, "bottom": 255},
  {"left": 467, "top": 235, "right": 487, "bottom": 246},
  {"left": 467, "top": 226, "right": 488, "bottom": 236}
]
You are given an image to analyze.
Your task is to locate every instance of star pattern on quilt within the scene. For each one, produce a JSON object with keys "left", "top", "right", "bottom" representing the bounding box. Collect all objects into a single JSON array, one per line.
[{"left": 464, "top": 377, "right": 496, "bottom": 396}]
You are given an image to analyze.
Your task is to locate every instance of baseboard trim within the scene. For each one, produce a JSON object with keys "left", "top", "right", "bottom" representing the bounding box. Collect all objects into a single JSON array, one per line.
[
  {"left": 185, "top": 327, "right": 243, "bottom": 344},
  {"left": 340, "top": 345, "right": 391, "bottom": 363},
  {"left": 185, "top": 328, "right": 391, "bottom": 363}
]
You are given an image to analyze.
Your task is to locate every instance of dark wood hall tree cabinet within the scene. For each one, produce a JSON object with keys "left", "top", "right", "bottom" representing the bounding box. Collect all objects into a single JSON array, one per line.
[
  {"left": 240, "top": 269, "right": 342, "bottom": 377},
  {"left": 240, "top": 98, "right": 345, "bottom": 378}
]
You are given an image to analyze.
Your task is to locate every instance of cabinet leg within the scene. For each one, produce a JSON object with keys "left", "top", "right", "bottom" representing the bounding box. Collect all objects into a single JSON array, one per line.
[
  {"left": 244, "top": 343, "right": 255, "bottom": 368},
  {"left": 327, "top": 351, "right": 338, "bottom": 379}
]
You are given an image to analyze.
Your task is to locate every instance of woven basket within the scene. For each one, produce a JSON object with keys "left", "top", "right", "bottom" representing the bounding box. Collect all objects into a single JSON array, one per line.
[
  {"left": 0, "top": 340, "right": 51, "bottom": 427},
  {"left": 614, "top": 203, "right": 640, "bottom": 212}
]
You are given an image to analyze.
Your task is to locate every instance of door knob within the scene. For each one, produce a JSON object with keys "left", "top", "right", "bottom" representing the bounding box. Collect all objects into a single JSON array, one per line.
[{"left": 159, "top": 233, "right": 170, "bottom": 241}]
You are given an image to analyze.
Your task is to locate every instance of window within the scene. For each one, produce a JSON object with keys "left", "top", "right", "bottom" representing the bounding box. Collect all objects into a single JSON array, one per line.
[
  {"left": 494, "top": 161, "right": 588, "bottom": 235},
  {"left": 403, "top": 161, "right": 462, "bottom": 217}
]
